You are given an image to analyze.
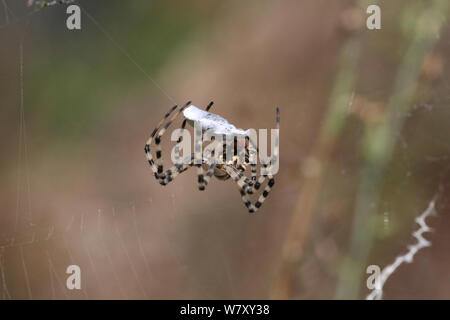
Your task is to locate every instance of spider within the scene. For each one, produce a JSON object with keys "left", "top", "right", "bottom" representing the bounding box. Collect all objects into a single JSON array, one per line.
[{"left": 144, "top": 101, "right": 279, "bottom": 213}]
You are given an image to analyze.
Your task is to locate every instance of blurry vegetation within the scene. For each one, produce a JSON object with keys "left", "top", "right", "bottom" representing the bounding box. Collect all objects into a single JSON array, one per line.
[
  {"left": 26, "top": 1, "right": 221, "bottom": 145},
  {"left": 271, "top": 0, "right": 450, "bottom": 299}
]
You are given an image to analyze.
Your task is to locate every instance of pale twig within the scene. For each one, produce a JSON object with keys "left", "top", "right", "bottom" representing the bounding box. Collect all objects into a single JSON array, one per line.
[{"left": 366, "top": 197, "right": 436, "bottom": 300}]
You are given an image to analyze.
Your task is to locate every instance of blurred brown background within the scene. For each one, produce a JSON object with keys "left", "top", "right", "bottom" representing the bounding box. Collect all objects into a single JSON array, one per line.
[{"left": 0, "top": 0, "right": 449, "bottom": 299}]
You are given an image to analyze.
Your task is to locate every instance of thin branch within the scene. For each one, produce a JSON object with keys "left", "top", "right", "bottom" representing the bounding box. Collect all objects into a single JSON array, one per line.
[{"left": 366, "top": 197, "right": 436, "bottom": 300}]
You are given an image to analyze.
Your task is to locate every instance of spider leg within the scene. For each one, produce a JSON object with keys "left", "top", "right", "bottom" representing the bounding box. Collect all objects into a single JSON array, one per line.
[
  {"left": 197, "top": 160, "right": 218, "bottom": 190},
  {"left": 145, "top": 104, "right": 177, "bottom": 177},
  {"left": 241, "top": 174, "right": 275, "bottom": 213},
  {"left": 241, "top": 140, "right": 257, "bottom": 184},
  {"left": 250, "top": 164, "right": 257, "bottom": 182},
  {"left": 204, "top": 162, "right": 216, "bottom": 186},
  {"left": 225, "top": 166, "right": 258, "bottom": 213},
  {"left": 193, "top": 121, "right": 207, "bottom": 190},
  {"left": 197, "top": 164, "right": 205, "bottom": 190},
  {"left": 253, "top": 173, "right": 275, "bottom": 210},
  {"left": 205, "top": 101, "right": 214, "bottom": 111},
  {"left": 198, "top": 133, "right": 219, "bottom": 190},
  {"left": 239, "top": 190, "right": 256, "bottom": 213},
  {"left": 225, "top": 164, "right": 275, "bottom": 213},
  {"left": 243, "top": 105, "right": 278, "bottom": 210},
  {"left": 177, "top": 118, "right": 187, "bottom": 143},
  {"left": 155, "top": 101, "right": 192, "bottom": 177},
  {"left": 159, "top": 154, "right": 195, "bottom": 186},
  {"left": 173, "top": 114, "right": 189, "bottom": 164},
  {"left": 243, "top": 164, "right": 267, "bottom": 194},
  {"left": 198, "top": 161, "right": 216, "bottom": 190},
  {"left": 158, "top": 115, "right": 196, "bottom": 186},
  {"left": 224, "top": 165, "right": 256, "bottom": 197},
  {"left": 245, "top": 106, "right": 279, "bottom": 194},
  {"left": 236, "top": 136, "right": 262, "bottom": 195},
  {"left": 144, "top": 101, "right": 192, "bottom": 179}
]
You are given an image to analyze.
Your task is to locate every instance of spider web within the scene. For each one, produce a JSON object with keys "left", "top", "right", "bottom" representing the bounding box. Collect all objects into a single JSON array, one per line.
[
  {"left": 0, "top": 0, "right": 246, "bottom": 299},
  {"left": 0, "top": 0, "right": 196, "bottom": 299}
]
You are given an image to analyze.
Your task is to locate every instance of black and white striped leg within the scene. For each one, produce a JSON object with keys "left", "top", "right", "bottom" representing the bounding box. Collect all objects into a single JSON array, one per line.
[
  {"left": 249, "top": 107, "right": 279, "bottom": 203},
  {"left": 240, "top": 189, "right": 256, "bottom": 213},
  {"left": 238, "top": 175, "right": 275, "bottom": 213},
  {"left": 226, "top": 164, "right": 256, "bottom": 212},
  {"left": 155, "top": 101, "right": 192, "bottom": 178},
  {"left": 244, "top": 142, "right": 257, "bottom": 184},
  {"left": 177, "top": 119, "right": 187, "bottom": 143},
  {"left": 198, "top": 162, "right": 216, "bottom": 190},
  {"left": 253, "top": 174, "right": 275, "bottom": 210},
  {"left": 145, "top": 104, "right": 178, "bottom": 178},
  {"left": 243, "top": 134, "right": 259, "bottom": 186},
  {"left": 193, "top": 119, "right": 206, "bottom": 190},
  {"left": 159, "top": 160, "right": 195, "bottom": 186},
  {"left": 226, "top": 165, "right": 275, "bottom": 213},
  {"left": 225, "top": 166, "right": 255, "bottom": 196},
  {"left": 144, "top": 101, "right": 191, "bottom": 179},
  {"left": 250, "top": 164, "right": 257, "bottom": 182},
  {"left": 204, "top": 163, "right": 216, "bottom": 186},
  {"left": 246, "top": 163, "right": 267, "bottom": 194},
  {"left": 245, "top": 107, "right": 279, "bottom": 195},
  {"left": 173, "top": 118, "right": 188, "bottom": 164},
  {"left": 197, "top": 165, "right": 205, "bottom": 190}
]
